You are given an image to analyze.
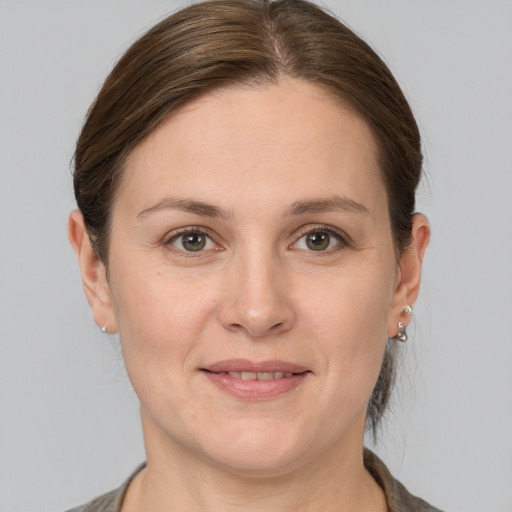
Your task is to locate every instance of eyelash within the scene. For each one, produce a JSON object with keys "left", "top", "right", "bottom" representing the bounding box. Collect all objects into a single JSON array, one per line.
[
  {"left": 291, "top": 224, "right": 350, "bottom": 253},
  {"left": 165, "top": 226, "right": 220, "bottom": 256},
  {"left": 164, "top": 224, "right": 350, "bottom": 255}
]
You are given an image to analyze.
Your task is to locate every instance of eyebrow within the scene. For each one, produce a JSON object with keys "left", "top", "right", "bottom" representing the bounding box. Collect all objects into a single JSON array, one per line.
[
  {"left": 137, "top": 198, "right": 228, "bottom": 219},
  {"left": 137, "top": 194, "right": 369, "bottom": 219},
  {"left": 287, "top": 196, "right": 370, "bottom": 216}
]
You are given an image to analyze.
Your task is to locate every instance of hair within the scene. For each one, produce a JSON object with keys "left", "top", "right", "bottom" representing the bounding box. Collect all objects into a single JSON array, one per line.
[{"left": 73, "top": 0, "right": 423, "bottom": 434}]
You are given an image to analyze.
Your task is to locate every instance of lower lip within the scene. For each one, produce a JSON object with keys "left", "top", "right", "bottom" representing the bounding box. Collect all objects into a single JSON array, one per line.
[{"left": 202, "top": 371, "right": 309, "bottom": 400}]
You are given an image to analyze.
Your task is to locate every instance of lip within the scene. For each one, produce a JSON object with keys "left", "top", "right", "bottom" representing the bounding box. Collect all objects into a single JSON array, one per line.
[
  {"left": 204, "top": 359, "right": 309, "bottom": 374},
  {"left": 201, "top": 359, "right": 311, "bottom": 400}
]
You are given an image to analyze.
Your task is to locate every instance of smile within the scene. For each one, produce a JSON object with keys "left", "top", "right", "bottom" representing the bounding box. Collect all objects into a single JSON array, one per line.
[
  {"left": 215, "top": 371, "right": 295, "bottom": 380},
  {"left": 201, "top": 359, "right": 311, "bottom": 400}
]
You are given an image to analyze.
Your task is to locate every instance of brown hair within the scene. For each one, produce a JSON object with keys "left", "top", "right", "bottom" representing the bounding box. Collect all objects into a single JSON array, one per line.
[{"left": 73, "top": 0, "right": 422, "bottom": 433}]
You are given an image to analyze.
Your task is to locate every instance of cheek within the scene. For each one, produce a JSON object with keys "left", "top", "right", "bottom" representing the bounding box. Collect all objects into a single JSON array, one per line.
[
  {"left": 108, "top": 267, "right": 223, "bottom": 424},
  {"left": 109, "top": 262, "right": 219, "bottom": 369},
  {"left": 300, "top": 261, "right": 395, "bottom": 396},
  {"left": 301, "top": 258, "right": 395, "bottom": 342}
]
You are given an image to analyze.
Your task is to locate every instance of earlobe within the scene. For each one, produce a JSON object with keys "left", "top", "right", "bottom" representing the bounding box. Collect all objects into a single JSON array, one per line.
[
  {"left": 387, "top": 213, "right": 430, "bottom": 338},
  {"left": 68, "top": 209, "right": 117, "bottom": 333}
]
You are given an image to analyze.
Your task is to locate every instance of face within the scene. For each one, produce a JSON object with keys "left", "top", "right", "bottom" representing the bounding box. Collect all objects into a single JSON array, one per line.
[{"left": 95, "top": 80, "right": 407, "bottom": 475}]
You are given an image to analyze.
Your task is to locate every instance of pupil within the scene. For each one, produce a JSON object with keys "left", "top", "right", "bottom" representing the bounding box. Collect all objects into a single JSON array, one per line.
[
  {"left": 307, "top": 232, "right": 330, "bottom": 251},
  {"left": 183, "top": 233, "right": 205, "bottom": 251}
]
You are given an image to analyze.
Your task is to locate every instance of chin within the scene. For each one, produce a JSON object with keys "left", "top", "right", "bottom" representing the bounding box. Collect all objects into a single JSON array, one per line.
[
  {"left": 194, "top": 422, "right": 320, "bottom": 477},
  {"left": 206, "top": 448, "right": 305, "bottom": 478}
]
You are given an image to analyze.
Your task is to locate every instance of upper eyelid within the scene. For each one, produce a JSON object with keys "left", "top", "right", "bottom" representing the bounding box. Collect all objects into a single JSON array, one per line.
[
  {"left": 166, "top": 226, "right": 216, "bottom": 242},
  {"left": 292, "top": 223, "right": 350, "bottom": 243}
]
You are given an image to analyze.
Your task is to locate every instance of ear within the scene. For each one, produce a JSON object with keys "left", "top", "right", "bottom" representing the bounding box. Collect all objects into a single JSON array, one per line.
[
  {"left": 387, "top": 213, "right": 430, "bottom": 337},
  {"left": 68, "top": 209, "right": 117, "bottom": 333}
]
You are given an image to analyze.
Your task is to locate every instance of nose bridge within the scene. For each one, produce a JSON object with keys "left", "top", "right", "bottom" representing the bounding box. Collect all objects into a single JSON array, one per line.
[{"left": 219, "top": 240, "right": 294, "bottom": 337}]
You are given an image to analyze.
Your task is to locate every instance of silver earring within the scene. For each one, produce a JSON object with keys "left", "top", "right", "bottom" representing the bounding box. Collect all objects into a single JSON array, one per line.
[
  {"left": 395, "top": 321, "right": 407, "bottom": 342},
  {"left": 101, "top": 326, "right": 107, "bottom": 334},
  {"left": 403, "top": 305, "right": 413, "bottom": 315}
]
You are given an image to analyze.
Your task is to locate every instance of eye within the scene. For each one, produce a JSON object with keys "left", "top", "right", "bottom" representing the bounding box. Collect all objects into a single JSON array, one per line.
[
  {"left": 293, "top": 228, "right": 346, "bottom": 252},
  {"left": 169, "top": 230, "right": 216, "bottom": 252}
]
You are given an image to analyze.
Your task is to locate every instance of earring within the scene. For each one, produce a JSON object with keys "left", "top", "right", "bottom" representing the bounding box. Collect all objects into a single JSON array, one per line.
[
  {"left": 395, "top": 321, "right": 407, "bottom": 342},
  {"left": 101, "top": 326, "right": 107, "bottom": 334},
  {"left": 390, "top": 305, "right": 412, "bottom": 342}
]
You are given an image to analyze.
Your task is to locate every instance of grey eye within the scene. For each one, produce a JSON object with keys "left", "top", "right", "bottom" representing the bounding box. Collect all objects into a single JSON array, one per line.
[
  {"left": 306, "top": 232, "right": 331, "bottom": 251},
  {"left": 171, "top": 231, "right": 214, "bottom": 252},
  {"left": 294, "top": 230, "right": 343, "bottom": 252}
]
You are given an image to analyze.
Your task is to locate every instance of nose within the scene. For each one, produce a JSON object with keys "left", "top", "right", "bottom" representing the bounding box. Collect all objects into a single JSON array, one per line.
[{"left": 217, "top": 249, "right": 296, "bottom": 338}]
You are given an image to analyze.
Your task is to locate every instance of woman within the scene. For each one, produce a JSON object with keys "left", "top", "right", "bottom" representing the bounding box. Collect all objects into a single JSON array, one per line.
[{"left": 67, "top": 0, "right": 438, "bottom": 510}]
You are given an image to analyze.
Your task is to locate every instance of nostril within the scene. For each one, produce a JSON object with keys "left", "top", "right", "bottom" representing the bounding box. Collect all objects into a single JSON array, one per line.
[
  {"left": 228, "top": 323, "right": 244, "bottom": 332},
  {"left": 227, "top": 320, "right": 285, "bottom": 337}
]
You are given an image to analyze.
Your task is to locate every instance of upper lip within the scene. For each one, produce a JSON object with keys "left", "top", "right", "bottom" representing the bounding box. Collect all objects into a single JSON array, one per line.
[{"left": 202, "top": 359, "right": 310, "bottom": 374}]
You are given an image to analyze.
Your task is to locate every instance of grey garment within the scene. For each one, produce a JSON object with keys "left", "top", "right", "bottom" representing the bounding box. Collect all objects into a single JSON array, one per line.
[
  {"left": 363, "top": 450, "right": 443, "bottom": 512},
  {"left": 66, "top": 450, "right": 443, "bottom": 512},
  {"left": 63, "top": 463, "right": 142, "bottom": 512}
]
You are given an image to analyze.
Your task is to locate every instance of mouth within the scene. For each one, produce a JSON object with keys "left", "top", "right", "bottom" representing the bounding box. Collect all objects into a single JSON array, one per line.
[
  {"left": 200, "top": 359, "right": 311, "bottom": 399},
  {"left": 210, "top": 370, "right": 297, "bottom": 380}
]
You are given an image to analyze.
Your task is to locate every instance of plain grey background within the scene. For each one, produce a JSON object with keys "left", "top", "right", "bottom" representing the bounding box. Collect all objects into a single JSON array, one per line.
[{"left": 1, "top": 1, "right": 511, "bottom": 511}]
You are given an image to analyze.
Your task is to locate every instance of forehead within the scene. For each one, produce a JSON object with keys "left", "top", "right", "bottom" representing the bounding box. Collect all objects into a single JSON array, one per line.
[{"left": 118, "top": 78, "right": 384, "bottom": 214}]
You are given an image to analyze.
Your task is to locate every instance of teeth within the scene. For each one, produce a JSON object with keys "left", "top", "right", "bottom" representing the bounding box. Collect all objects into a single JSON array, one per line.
[{"left": 228, "top": 371, "right": 293, "bottom": 380}]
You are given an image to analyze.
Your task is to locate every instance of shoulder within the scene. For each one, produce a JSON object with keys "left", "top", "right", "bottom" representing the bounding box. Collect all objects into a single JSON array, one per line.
[
  {"left": 364, "top": 449, "right": 444, "bottom": 512},
  {"left": 64, "top": 487, "right": 121, "bottom": 512},
  {"left": 64, "top": 463, "right": 146, "bottom": 512}
]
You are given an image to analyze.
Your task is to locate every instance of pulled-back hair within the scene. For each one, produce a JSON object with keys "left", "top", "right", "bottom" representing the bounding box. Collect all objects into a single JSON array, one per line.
[{"left": 73, "top": 0, "right": 422, "bottom": 433}]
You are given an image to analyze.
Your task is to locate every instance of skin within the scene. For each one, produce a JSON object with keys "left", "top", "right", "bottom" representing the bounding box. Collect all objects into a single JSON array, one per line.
[{"left": 69, "top": 78, "right": 429, "bottom": 512}]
